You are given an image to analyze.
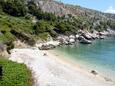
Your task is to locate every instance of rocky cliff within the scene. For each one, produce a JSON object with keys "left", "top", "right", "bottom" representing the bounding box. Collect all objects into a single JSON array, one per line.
[{"left": 26, "top": 0, "right": 115, "bottom": 20}]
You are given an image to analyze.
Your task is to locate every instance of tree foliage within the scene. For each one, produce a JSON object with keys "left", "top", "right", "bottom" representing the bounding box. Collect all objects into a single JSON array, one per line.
[
  {"left": 33, "top": 20, "right": 54, "bottom": 34},
  {"left": 27, "top": 1, "right": 56, "bottom": 21},
  {"left": 0, "top": 0, "right": 27, "bottom": 16}
]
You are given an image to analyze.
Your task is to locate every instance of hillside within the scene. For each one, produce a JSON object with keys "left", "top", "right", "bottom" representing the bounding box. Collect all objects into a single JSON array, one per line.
[
  {"left": 0, "top": 1, "right": 115, "bottom": 86},
  {"left": 26, "top": 0, "right": 115, "bottom": 29},
  {"left": 29, "top": 0, "right": 115, "bottom": 19},
  {"left": 0, "top": 0, "right": 115, "bottom": 46}
]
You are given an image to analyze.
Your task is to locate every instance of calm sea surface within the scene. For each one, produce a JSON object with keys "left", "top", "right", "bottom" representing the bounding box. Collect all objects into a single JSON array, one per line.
[{"left": 53, "top": 37, "right": 115, "bottom": 80}]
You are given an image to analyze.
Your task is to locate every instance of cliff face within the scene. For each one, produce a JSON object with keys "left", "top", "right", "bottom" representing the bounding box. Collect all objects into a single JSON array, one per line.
[
  {"left": 26, "top": 0, "right": 115, "bottom": 20},
  {"left": 27, "top": 0, "right": 70, "bottom": 16}
]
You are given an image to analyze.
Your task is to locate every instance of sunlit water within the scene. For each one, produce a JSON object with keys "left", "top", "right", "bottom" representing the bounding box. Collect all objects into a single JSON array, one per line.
[{"left": 53, "top": 37, "right": 115, "bottom": 80}]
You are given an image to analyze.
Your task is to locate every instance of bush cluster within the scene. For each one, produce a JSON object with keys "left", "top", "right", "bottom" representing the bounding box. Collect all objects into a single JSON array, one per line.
[
  {"left": 0, "top": 58, "right": 32, "bottom": 86},
  {"left": 0, "top": 0, "right": 27, "bottom": 16}
]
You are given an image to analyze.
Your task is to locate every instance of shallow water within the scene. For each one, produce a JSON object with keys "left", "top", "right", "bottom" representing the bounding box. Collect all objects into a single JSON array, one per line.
[{"left": 54, "top": 37, "right": 115, "bottom": 80}]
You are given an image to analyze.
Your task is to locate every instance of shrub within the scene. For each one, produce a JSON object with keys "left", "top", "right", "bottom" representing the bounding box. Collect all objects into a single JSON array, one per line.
[
  {"left": 0, "top": 58, "right": 32, "bottom": 86},
  {"left": 33, "top": 20, "right": 54, "bottom": 34}
]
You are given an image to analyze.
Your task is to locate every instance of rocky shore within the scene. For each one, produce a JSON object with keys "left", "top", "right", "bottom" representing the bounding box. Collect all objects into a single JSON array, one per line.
[
  {"left": 36, "top": 29, "right": 115, "bottom": 50},
  {"left": 1, "top": 29, "right": 115, "bottom": 86}
]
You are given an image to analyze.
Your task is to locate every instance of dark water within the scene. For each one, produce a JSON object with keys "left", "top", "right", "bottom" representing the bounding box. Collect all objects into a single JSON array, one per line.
[{"left": 54, "top": 37, "right": 115, "bottom": 80}]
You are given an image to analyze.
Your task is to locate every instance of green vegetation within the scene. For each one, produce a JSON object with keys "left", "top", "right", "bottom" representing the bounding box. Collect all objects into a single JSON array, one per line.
[
  {"left": 0, "top": 58, "right": 32, "bottom": 86},
  {"left": 27, "top": 1, "right": 56, "bottom": 21},
  {"left": 0, "top": 0, "right": 27, "bottom": 16},
  {"left": 1, "top": 0, "right": 115, "bottom": 86},
  {"left": 0, "top": 14, "right": 33, "bottom": 43},
  {"left": 33, "top": 20, "right": 54, "bottom": 34},
  {"left": 0, "top": 0, "right": 115, "bottom": 85},
  {"left": 0, "top": 0, "right": 115, "bottom": 43}
]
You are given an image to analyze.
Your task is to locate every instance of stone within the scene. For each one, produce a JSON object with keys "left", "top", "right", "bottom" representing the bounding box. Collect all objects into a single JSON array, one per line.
[
  {"left": 75, "top": 34, "right": 79, "bottom": 38},
  {"left": 79, "top": 36, "right": 92, "bottom": 44},
  {"left": 39, "top": 44, "right": 55, "bottom": 50},
  {"left": 69, "top": 38, "right": 75, "bottom": 43},
  {"left": 82, "top": 33, "right": 92, "bottom": 40},
  {"left": 91, "top": 70, "right": 98, "bottom": 75},
  {"left": 69, "top": 35, "right": 75, "bottom": 39}
]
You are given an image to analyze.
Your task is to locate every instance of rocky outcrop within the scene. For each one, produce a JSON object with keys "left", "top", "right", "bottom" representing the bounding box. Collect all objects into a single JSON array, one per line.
[
  {"left": 13, "top": 40, "right": 29, "bottom": 48},
  {"left": 39, "top": 44, "right": 55, "bottom": 50},
  {"left": 27, "top": 0, "right": 70, "bottom": 16},
  {"left": 56, "top": 29, "right": 114, "bottom": 45},
  {"left": 27, "top": 0, "right": 115, "bottom": 20},
  {"left": 35, "top": 29, "right": 115, "bottom": 50},
  {"left": 82, "top": 33, "right": 93, "bottom": 40},
  {"left": 68, "top": 35, "right": 76, "bottom": 44},
  {"left": 107, "top": 29, "right": 115, "bottom": 36},
  {"left": 57, "top": 35, "right": 69, "bottom": 44},
  {"left": 79, "top": 36, "right": 92, "bottom": 44},
  {"left": 36, "top": 40, "right": 60, "bottom": 50}
]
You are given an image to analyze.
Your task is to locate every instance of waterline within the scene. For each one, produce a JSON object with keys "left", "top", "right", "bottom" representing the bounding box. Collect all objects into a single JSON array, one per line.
[{"left": 53, "top": 37, "right": 115, "bottom": 81}]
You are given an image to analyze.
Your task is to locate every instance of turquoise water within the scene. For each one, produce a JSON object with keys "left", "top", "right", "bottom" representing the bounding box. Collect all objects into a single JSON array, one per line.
[{"left": 54, "top": 37, "right": 115, "bottom": 80}]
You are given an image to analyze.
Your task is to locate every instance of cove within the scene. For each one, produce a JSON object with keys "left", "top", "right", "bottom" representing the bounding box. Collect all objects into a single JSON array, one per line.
[{"left": 54, "top": 37, "right": 115, "bottom": 81}]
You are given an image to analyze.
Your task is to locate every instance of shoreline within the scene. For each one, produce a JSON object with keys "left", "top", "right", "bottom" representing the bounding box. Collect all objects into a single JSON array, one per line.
[
  {"left": 46, "top": 50, "right": 115, "bottom": 83},
  {"left": 9, "top": 48, "right": 115, "bottom": 86}
]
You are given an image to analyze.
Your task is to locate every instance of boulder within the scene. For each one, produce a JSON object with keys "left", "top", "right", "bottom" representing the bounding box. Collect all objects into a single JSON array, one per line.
[
  {"left": 82, "top": 33, "right": 93, "bottom": 40},
  {"left": 75, "top": 34, "right": 79, "bottom": 39},
  {"left": 91, "top": 30, "right": 100, "bottom": 39},
  {"left": 78, "top": 36, "right": 84, "bottom": 41},
  {"left": 107, "top": 29, "right": 115, "bottom": 36},
  {"left": 39, "top": 44, "right": 55, "bottom": 50},
  {"left": 80, "top": 39, "right": 92, "bottom": 44},
  {"left": 91, "top": 33, "right": 99, "bottom": 39},
  {"left": 69, "top": 38, "right": 75, "bottom": 44},
  {"left": 69, "top": 35, "right": 75, "bottom": 39},
  {"left": 99, "top": 31, "right": 109, "bottom": 36},
  {"left": 46, "top": 41, "right": 60, "bottom": 46},
  {"left": 57, "top": 35, "right": 69, "bottom": 44},
  {"left": 79, "top": 36, "right": 92, "bottom": 44},
  {"left": 91, "top": 70, "right": 98, "bottom": 75},
  {"left": 64, "top": 41, "right": 69, "bottom": 45}
]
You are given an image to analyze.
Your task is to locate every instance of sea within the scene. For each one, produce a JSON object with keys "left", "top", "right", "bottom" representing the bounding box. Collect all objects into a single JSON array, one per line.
[{"left": 53, "top": 37, "right": 115, "bottom": 81}]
